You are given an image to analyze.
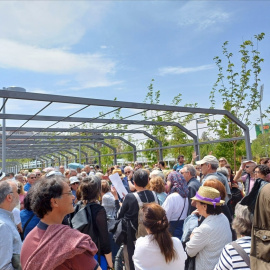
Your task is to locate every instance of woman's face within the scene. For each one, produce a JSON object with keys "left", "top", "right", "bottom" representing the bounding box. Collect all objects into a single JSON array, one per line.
[
  {"left": 254, "top": 168, "right": 265, "bottom": 180},
  {"left": 195, "top": 201, "right": 207, "bottom": 217}
]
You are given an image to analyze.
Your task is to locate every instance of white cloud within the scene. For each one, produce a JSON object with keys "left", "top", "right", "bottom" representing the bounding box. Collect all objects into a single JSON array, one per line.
[
  {"left": 100, "top": 45, "right": 108, "bottom": 49},
  {"left": 177, "top": 2, "right": 231, "bottom": 31},
  {"left": 0, "top": 2, "right": 109, "bottom": 47},
  {"left": 159, "top": 64, "right": 214, "bottom": 76},
  {"left": 0, "top": 39, "right": 120, "bottom": 89}
]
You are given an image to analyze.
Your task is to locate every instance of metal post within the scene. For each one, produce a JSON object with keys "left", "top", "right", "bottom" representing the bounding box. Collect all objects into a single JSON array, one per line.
[
  {"left": 79, "top": 143, "right": 81, "bottom": 164},
  {"left": 1, "top": 98, "right": 6, "bottom": 172},
  {"left": 195, "top": 120, "right": 201, "bottom": 160}
]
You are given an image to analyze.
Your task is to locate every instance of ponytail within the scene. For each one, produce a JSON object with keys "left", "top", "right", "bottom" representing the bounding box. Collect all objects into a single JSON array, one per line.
[{"left": 143, "top": 203, "right": 177, "bottom": 263}]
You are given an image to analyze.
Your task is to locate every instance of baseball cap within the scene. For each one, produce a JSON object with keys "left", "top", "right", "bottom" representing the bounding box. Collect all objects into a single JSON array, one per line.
[
  {"left": 196, "top": 155, "right": 219, "bottom": 165},
  {"left": 70, "top": 176, "right": 80, "bottom": 185}
]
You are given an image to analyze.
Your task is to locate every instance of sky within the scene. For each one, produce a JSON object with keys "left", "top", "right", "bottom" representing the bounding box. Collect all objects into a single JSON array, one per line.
[{"left": 0, "top": 0, "right": 269, "bottom": 141}]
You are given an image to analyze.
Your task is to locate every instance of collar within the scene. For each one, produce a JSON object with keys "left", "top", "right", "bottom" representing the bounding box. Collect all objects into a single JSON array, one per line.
[
  {"left": 0, "top": 208, "right": 13, "bottom": 218},
  {"left": 37, "top": 220, "right": 49, "bottom": 230}
]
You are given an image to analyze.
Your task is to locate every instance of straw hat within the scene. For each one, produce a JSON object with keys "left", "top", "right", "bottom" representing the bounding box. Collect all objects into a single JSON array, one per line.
[
  {"left": 112, "top": 168, "right": 124, "bottom": 179},
  {"left": 191, "top": 186, "right": 224, "bottom": 206}
]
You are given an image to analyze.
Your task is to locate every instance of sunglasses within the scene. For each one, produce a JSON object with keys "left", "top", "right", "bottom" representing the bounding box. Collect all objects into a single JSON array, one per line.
[
  {"left": 30, "top": 177, "right": 37, "bottom": 179},
  {"left": 125, "top": 171, "right": 131, "bottom": 174},
  {"left": 245, "top": 165, "right": 254, "bottom": 168},
  {"left": 36, "top": 174, "right": 41, "bottom": 176}
]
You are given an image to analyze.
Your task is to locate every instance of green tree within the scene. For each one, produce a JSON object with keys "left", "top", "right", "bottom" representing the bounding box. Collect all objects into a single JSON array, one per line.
[
  {"left": 208, "top": 33, "right": 265, "bottom": 171},
  {"left": 251, "top": 133, "right": 270, "bottom": 160}
]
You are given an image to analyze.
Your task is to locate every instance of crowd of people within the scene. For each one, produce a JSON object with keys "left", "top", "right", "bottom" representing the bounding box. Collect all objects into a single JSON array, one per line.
[{"left": 0, "top": 155, "right": 270, "bottom": 270}]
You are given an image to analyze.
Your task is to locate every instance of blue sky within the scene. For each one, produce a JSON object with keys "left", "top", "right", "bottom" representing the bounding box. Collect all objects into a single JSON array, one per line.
[{"left": 0, "top": 1, "right": 269, "bottom": 140}]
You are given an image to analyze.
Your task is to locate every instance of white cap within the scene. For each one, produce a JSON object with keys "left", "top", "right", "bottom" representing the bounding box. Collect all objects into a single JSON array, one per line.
[
  {"left": 69, "top": 176, "right": 80, "bottom": 185},
  {"left": 196, "top": 155, "right": 219, "bottom": 165},
  {"left": 242, "top": 160, "right": 257, "bottom": 165}
]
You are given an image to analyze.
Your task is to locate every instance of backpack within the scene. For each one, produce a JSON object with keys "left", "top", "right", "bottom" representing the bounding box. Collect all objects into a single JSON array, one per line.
[
  {"left": 133, "top": 191, "right": 158, "bottom": 239},
  {"left": 70, "top": 201, "right": 98, "bottom": 244}
]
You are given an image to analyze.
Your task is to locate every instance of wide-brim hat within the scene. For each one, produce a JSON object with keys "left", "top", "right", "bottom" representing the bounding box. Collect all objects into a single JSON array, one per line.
[
  {"left": 112, "top": 169, "right": 124, "bottom": 179},
  {"left": 191, "top": 186, "right": 224, "bottom": 206},
  {"left": 196, "top": 155, "right": 219, "bottom": 165}
]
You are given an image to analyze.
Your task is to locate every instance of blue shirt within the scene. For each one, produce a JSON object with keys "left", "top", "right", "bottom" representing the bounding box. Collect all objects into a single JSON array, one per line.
[
  {"left": 173, "top": 163, "right": 184, "bottom": 171},
  {"left": 24, "top": 182, "right": 31, "bottom": 192},
  {"left": 0, "top": 208, "right": 22, "bottom": 269},
  {"left": 20, "top": 209, "right": 40, "bottom": 239}
]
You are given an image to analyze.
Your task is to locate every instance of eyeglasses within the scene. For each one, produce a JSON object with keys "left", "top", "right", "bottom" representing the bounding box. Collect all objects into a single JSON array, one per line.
[
  {"left": 125, "top": 171, "right": 131, "bottom": 174},
  {"left": 245, "top": 165, "right": 254, "bottom": 168},
  {"left": 62, "top": 190, "right": 73, "bottom": 196},
  {"left": 36, "top": 174, "right": 41, "bottom": 176},
  {"left": 30, "top": 177, "right": 36, "bottom": 179}
]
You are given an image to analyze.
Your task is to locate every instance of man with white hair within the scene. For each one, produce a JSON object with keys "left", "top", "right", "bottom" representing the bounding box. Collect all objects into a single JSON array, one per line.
[
  {"left": 15, "top": 174, "right": 24, "bottom": 184},
  {"left": 0, "top": 180, "right": 22, "bottom": 269},
  {"left": 181, "top": 164, "right": 201, "bottom": 214},
  {"left": 33, "top": 169, "right": 42, "bottom": 180},
  {"left": 234, "top": 160, "right": 257, "bottom": 196},
  {"left": 124, "top": 166, "right": 135, "bottom": 192}
]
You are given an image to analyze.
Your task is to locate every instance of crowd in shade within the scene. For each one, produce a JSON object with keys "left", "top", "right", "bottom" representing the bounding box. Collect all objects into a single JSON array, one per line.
[{"left": 0, "top": 154, "right": 270, "bottom": 270}]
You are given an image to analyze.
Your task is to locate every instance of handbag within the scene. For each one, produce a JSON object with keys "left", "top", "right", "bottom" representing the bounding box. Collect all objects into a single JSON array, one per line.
[{"left": 109, "top": 218, "right": 127, "bottom": 246}]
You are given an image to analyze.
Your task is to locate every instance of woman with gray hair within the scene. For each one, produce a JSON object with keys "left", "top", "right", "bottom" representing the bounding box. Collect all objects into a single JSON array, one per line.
[{"left": 214, "top": 203, "right": 253, "bottom": 269}]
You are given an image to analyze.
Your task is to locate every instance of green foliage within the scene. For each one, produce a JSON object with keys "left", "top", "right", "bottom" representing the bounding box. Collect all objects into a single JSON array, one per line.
[
  {"left": 251, "top": 133, "right": 270, "bottom": 160},
  {"left": 208, "top": 33, "right": 265, "bottom": 167}
]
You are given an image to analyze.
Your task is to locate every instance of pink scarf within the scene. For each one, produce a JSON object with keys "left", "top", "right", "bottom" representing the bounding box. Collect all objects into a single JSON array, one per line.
[{"left": 23, "top": 224, "right": 98, "bottom": 270}]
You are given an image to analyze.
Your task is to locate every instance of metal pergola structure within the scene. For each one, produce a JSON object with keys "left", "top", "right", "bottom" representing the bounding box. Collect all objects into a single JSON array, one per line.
[{"left": 0, "top": 89, "right": 252, "bottom": 172}]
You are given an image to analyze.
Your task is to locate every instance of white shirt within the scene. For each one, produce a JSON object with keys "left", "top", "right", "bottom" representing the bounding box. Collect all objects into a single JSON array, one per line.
[
  {"left": 162, "top": 193, "right": 188, "bottom": 221},
  {"left": 133, "top": 234, "right": 186, "bottom": 270},
  {"left": 12, "top": 208, "right": 21, "bottom": 225}
]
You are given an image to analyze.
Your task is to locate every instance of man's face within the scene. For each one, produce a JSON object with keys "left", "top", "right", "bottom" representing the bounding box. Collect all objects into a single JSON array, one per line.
[
  {"left": 9, "top": 182, "right": 20, "bottom": 210},
  {"left": 181, "top": 168, "right": 191, "bottom": 182},
  {"left": 70, "top": 170, "right": 77, "bottom": 177},
  {"left": 178, "top": 157, "right": 185, "bottom": 164},
  {"left": 124, "top": 168, "right": 133, "bottom": 178},
  {"left": 55, "top": 182, "right": 75, "bottom": 215},
  {"left": 59, "top": 166, "right": 65, "bottom": 174},
  {"left": 200, "top": 163, "right": 209, "bottom": 176},
  {"left": 35, "top": 170, "right": 41, "bottom": 179},
  {"left": 27, "top": 174, "right": 37, "bottom": 185},
  {"left": 84, "top": 166, "right": 90, "bottom": 173},
  {"left": 16, "top": 176, "right": 24, "bottom": 184},
  {"left": 244, "top": 162, "right": 256, "bottom": 174}
]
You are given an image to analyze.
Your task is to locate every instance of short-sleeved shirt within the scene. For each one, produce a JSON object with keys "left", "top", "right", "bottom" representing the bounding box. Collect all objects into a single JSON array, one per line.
[
  {"left": 241, "top": 174, "right": 255, "bottom": 193},
  {"left": 173, "top": 163, "right": 184, "bottom": 171}
]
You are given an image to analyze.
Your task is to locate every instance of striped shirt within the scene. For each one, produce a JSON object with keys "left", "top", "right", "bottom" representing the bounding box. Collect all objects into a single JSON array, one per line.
[{"left": 214, "top": 236, "right": 251, "bottom": 270}]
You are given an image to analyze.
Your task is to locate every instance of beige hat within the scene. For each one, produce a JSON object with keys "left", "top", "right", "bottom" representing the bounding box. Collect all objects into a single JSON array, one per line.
[
  {"left": 191, "top": 186, "right": 225, "bottom": 207},
  {"left": 196, "top": 155, "right": 219, "bottom": 165},
  {"left": 112, "top": 168, "right": 124, "bottom": 179}
]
